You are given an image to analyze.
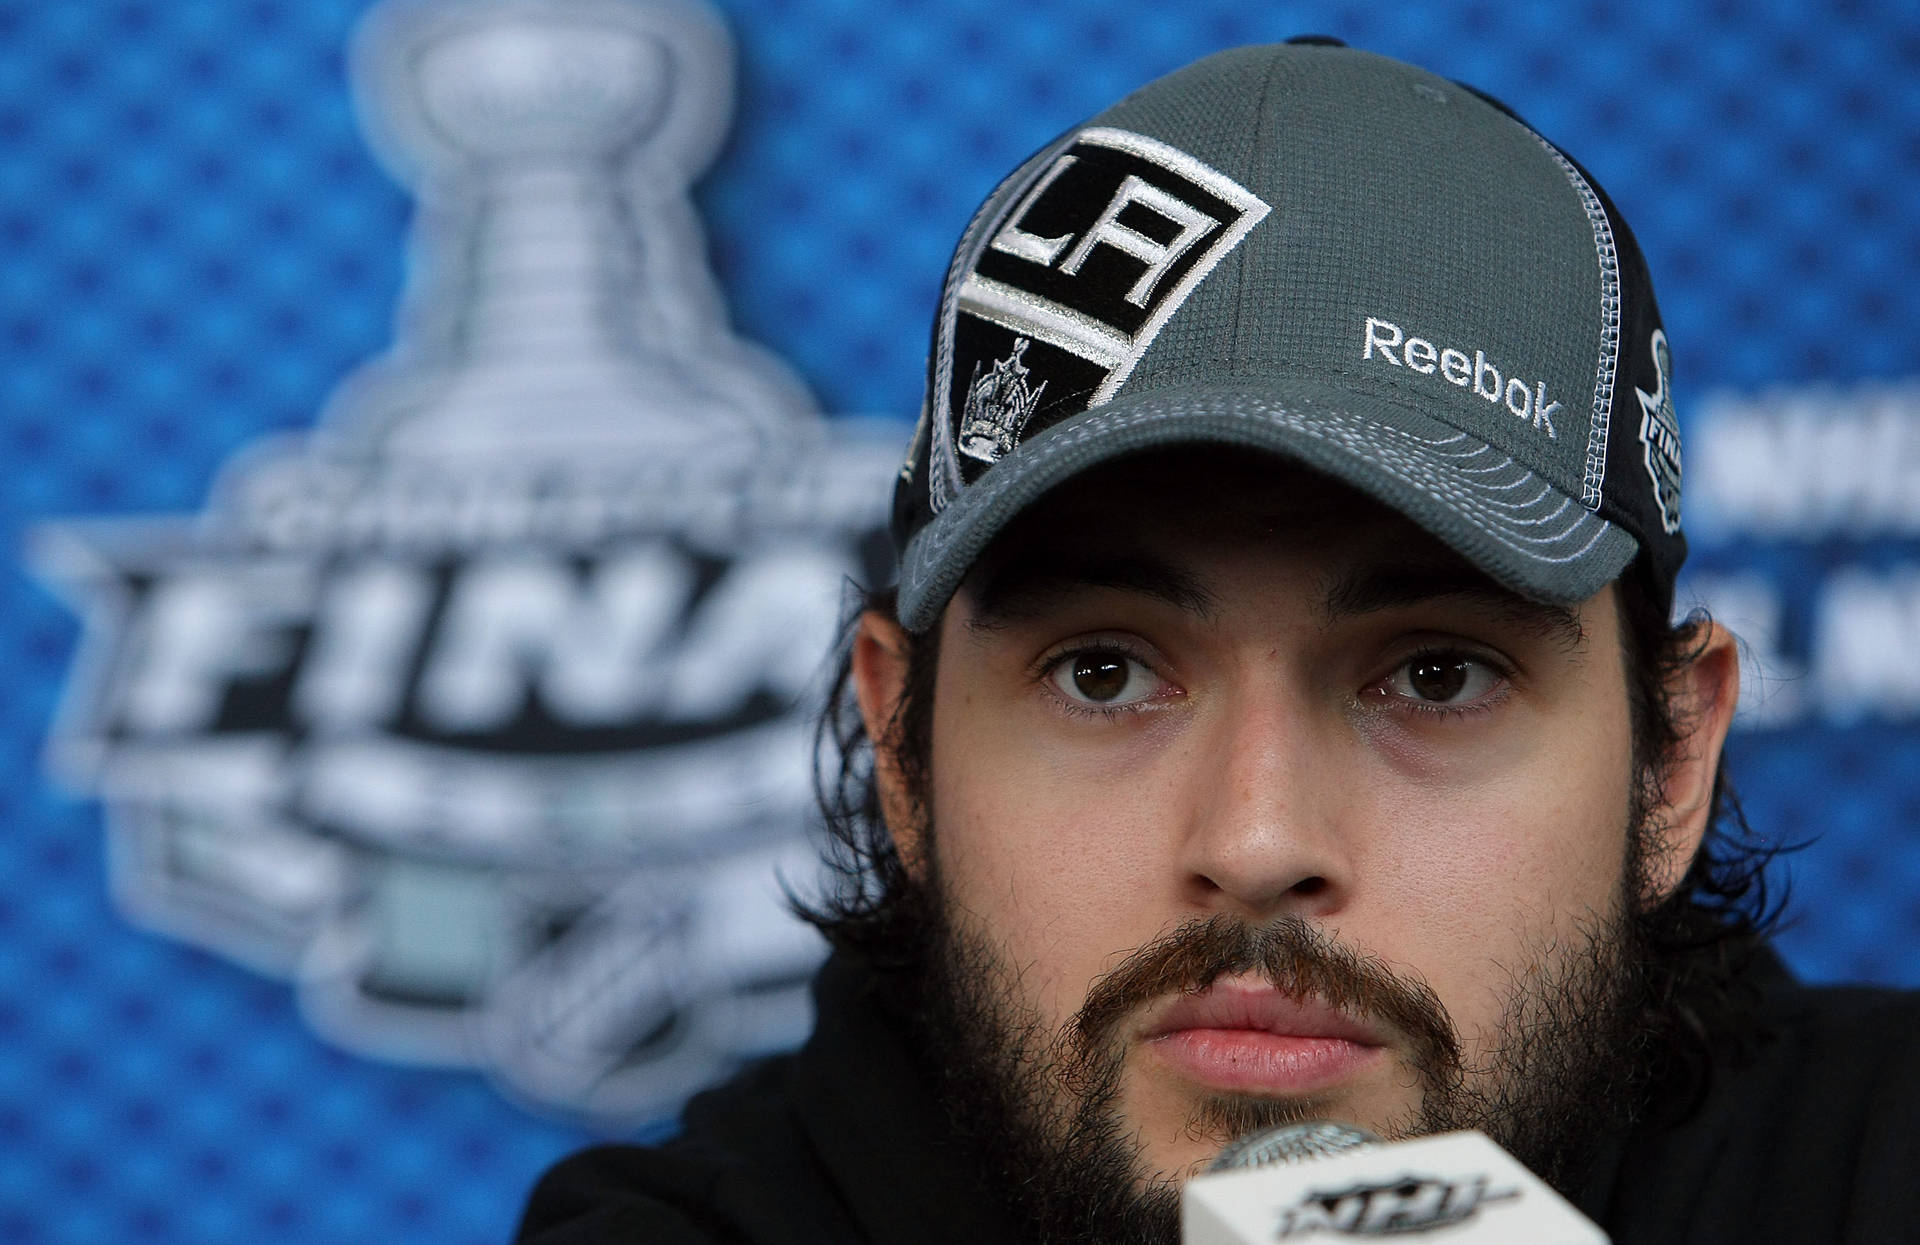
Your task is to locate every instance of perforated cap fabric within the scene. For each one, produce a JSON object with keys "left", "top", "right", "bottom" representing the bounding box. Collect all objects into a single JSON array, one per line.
[{"left": 890, "top": 39, "right": 1686, "bottom": 631}]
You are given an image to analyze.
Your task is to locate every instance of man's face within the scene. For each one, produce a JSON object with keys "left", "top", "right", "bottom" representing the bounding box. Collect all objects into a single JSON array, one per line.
[{"left": 866, "top": 451, "right": 1669, "bottom": 1197}]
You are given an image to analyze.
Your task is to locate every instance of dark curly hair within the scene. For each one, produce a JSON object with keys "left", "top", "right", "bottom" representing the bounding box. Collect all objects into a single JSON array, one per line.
[{"left": 801, "top": 558, "right": 1789, "bottom": 1117}]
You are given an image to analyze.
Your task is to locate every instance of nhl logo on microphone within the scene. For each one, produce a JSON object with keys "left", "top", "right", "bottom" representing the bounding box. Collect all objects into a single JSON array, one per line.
[
  {"left": 1274, "top": 1173, "right": 1517, "bottom": 1237},
  {"left": 1183, "top": 1129, "right": 1610, "bottom": 1244}
]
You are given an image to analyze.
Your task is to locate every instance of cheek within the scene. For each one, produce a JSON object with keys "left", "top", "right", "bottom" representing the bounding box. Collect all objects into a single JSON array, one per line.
[
  {"left": 1355, "top": 700, "right": 1636, "bottom": 1044},
  {"left": 927, "top": 692, "right": 1179, "bottom": 1024},
  {"left": 1384, "top": 759, "right": 1631, "bottom": 913}
]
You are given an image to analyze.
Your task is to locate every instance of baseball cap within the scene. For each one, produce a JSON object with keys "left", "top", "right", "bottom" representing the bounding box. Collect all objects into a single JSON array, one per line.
[{"left": 889, "top": 39, "right": 1686, "bottom": 631}]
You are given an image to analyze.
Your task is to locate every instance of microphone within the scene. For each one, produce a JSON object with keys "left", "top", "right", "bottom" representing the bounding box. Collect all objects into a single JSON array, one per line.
[{"left": 1182, "top": 1122, "right": 1610, "bottom": 1243}]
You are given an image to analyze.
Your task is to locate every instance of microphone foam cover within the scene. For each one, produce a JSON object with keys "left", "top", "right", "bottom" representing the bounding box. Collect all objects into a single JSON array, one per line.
[{"left": 1207, "top": 1121, "right": 1382, "bottom": 1172}]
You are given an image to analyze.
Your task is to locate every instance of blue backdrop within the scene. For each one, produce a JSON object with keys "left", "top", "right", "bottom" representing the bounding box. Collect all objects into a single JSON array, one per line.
[{"left": 3, "top": 1, "right": 1917, "bottom": 1241}]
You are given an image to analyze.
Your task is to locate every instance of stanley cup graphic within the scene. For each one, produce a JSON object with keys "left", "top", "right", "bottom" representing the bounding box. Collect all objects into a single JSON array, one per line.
[
  {"left": 35, "top": 0, "right": 900, "bottom": 1122},
  {"left": 330, "top": 0, "right": 815, "bottom": 460}
]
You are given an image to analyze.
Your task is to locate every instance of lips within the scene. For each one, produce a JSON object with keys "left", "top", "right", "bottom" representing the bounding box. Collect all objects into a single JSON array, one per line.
[{"left": 1140, "top": 979, "right": 1387, "bottom": 1093}]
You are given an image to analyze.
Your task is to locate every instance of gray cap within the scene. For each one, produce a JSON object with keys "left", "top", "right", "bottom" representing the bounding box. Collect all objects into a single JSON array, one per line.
[{"left": 889, "top": 40, "right": 1686, "bottom": 631}]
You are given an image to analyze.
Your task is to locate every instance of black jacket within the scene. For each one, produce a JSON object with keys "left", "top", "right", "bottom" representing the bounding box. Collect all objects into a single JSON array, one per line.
[{"left": 517, "top": 948, "right": 1920, "bottom": 1243}]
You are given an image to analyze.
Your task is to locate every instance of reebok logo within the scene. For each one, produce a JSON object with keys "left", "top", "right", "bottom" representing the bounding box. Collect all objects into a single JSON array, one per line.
[{"left": 1362, "top": 317, "right": 1560, "bottom": 439}]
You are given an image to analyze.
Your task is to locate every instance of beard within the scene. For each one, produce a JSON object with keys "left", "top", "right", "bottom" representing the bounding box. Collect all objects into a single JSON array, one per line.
[{"left": 896, "top": 853, "right": 1662, "bottom": 1245}]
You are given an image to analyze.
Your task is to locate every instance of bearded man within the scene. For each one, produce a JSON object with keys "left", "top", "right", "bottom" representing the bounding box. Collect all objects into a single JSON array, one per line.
[{"left": 518, "top": 39, "right": 1920, "bottom": 1244}]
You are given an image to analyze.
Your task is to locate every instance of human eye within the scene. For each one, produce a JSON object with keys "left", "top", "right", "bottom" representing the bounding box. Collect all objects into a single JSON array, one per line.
[
  {"left": 1039, "top": 643, "right": 1173, "bottom": 714},
  {"left": 1371, "top": 646, "right": 1510, "bottom": 716}
]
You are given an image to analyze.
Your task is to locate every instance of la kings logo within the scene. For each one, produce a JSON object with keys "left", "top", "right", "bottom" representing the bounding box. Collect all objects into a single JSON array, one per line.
[
  {"left": 32, "top": 0, "right": 897, "bottom": 1123},
  {"left": 928, "top": 127, "right": 1269, "bottom": 509}
]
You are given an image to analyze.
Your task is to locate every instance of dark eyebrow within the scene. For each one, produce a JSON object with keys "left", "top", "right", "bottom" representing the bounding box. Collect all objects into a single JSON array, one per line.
[
  {"left": 1320, "top": 563, "right": 1588, "bottom": 651},
  {"left": 964, "top": 549, "right": 1220, "bottom": 628}
]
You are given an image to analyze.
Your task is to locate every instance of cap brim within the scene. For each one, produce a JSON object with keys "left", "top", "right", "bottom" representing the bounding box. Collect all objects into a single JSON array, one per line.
[{"left": 897, "top": 379, "right": 1639, "bottom": 631}]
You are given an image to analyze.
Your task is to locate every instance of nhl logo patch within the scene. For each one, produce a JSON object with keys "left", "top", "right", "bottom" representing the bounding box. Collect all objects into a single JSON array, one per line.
[{"left": 928, "top": 127, "right": 1270, "bottom": 508}]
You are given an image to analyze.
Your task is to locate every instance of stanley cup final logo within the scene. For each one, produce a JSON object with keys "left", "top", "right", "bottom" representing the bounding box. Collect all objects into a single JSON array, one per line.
[{"left": 32, "top": 0, "right": 897, "bottom": 1121}]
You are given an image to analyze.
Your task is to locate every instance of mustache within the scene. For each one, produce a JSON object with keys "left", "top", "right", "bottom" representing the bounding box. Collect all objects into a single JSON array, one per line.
[{"left": 1067, "top": 914, "right": 1461, "bottom": 1089}]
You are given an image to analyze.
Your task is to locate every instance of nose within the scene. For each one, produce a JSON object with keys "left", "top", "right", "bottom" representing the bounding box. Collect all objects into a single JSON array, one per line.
[{"left": 1176, "top": 680, "right": 1353, "bottom": 919}]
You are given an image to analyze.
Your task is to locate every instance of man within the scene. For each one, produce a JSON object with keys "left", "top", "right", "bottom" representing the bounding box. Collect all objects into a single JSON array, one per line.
[{"left": 519, "top": 40, "right": 1920, "bottom": 1243}]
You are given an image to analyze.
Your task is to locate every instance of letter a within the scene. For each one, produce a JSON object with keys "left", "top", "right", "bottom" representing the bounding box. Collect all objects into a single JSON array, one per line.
[{"left": 1058, "top": 174, "right": 1216, "bottom": 306}]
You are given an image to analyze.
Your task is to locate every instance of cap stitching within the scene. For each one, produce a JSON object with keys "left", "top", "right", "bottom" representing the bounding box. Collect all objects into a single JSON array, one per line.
[
  {"left": 1225, "top": 53, "right": 1288, "bottom": 370},
  {"left": 900, "top": 393, "right": 1632, "bottom": 629},
  {"left": 1532, "top": 137, "right": 1620, "bottom": 512},
  {"left": 920, "top": 394, "right": 1610, "bottom": 567}
]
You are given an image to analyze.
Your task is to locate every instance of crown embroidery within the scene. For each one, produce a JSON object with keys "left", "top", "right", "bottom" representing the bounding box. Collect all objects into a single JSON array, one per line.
[{"left": 957, "top": 337, "right": 1048, "bottom": 464}]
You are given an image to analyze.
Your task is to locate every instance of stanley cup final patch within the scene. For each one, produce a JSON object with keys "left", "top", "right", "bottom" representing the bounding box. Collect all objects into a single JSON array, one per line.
[
  {"left": 928, "top": 127, "right": 1270, "bottom": 506},
  {"left": 1635, "top": 328, "right": 1683, "bottom": 535}
]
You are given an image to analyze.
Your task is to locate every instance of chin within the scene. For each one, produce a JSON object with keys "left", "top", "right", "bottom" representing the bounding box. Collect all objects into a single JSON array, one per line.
[{"left": 1128, "top": 1082, "right": 1427, "bottom": 1184}]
